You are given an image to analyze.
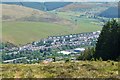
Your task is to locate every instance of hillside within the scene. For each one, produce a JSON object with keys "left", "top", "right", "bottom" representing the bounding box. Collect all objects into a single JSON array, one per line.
[
  {"left": 1, "top": 4, "right": 71, "bottom": 25},
  {"left": 57, "top": 3, "right": 96, "bottom": 12},
  {"left": 1, "top": 4, "right": 44, "bottom": 20},
  {"left": 1, "top": 61, "right": 119, "bottom": 78}
]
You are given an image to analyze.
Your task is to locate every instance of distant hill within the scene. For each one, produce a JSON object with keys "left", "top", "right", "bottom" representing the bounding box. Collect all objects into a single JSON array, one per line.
[
  {"left": 98, "top": 7, "right": 118, "bottom": 18},
  {"left": 57, "top": 2, "right": 117, "bottom": 12},
  {"left": 57, "top": 3, "right": 96, "bottom": 12},
  {"left": 2, "top": 2, "right": 72, "bottom": 11}
]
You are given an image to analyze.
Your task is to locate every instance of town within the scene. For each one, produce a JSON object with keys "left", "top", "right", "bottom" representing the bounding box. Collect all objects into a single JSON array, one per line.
[{"left": 2, "top": 31, "right": 101, "bottom": 63}]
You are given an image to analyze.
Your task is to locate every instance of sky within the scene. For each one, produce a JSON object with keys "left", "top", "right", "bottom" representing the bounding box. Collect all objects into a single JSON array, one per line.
[{"left": 1, "top": 0, "right": 119, "bottom": 2}]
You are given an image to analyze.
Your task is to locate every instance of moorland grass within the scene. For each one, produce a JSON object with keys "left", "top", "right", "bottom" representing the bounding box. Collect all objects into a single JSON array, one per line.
[{"left": 1, "top": 61, "right": 118, "bottom": 78}]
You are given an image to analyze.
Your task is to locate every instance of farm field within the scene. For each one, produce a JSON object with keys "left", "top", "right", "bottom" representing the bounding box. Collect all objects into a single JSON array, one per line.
[
  {"left": 2, "top": 21, "right": 102, "bottom": 45},
  {"left": 1, "top": 61, "right": 119, "bottom": 78}
]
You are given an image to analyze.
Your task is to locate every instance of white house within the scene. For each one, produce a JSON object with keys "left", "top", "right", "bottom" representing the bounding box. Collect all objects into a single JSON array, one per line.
[{"left": 74, "top": 48, "right": 85, "bottom": 52}]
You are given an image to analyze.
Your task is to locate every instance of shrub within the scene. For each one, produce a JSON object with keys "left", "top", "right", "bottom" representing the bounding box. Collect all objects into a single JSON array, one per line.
[{"left": 91, "top": 58, "right": 95, "bottom": 61}]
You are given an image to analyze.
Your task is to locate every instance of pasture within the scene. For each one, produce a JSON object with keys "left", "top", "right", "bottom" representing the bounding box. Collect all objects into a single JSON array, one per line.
[{"left": 2, "top": 20, "right": 102, "bottom": 45}]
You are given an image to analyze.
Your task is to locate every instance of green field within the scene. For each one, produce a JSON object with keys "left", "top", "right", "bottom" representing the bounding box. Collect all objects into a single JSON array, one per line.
[
  {"left": 2, "top": 21, "right": 102, "bottom": 45},
  {"left": 52, "top": 11, "right": 82, "bottom": 20},
  {"left": 1, "top": 61, "right": 119, "bottom": 78}
]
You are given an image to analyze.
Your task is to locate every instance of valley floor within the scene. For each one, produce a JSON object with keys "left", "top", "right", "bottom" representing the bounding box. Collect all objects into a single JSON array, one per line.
[{"left": 1, "top": 61, "right": 119, "bottom": 78}]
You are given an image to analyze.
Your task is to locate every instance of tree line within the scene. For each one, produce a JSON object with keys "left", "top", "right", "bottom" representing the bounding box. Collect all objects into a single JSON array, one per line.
[{"left": 95, "top": 19, "right": 120, "bottom": 61}]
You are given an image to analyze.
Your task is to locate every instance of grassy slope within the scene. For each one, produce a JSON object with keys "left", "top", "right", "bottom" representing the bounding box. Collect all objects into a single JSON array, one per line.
[
  {"left": 2, "top": 21, "right": 69, "bottom": 45},
  {"left": 1, "top": 4, "right": 45, "bottom": 20},
  {"left": 1, "top": 61, "right": 118, "bottom": 78},
  {"left": 2, "top": 21, "right": 102, "bottom": 45}
]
